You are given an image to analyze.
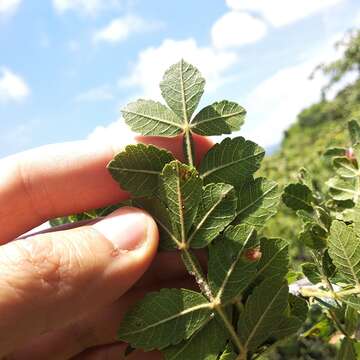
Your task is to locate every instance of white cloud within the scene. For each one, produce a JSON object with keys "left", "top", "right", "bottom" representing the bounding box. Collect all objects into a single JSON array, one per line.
[
  {"left": 226, "top": 0, "right": 343, "bottom": 27},
  {"left": 0, "top": 0, "right": 21, "bottom": 17},
  {"left": 53, "top": 0, "right": 119, "bottom": 16},
  {"left": 212, "top": 11, "right": 267, "bottom": 49},
  {"left": 241, "top": 42, "right": 355, "bottom": 148},
  {"left": 88, "top": 117, "right": 137, "bottom": 148},
  {"left": 94, "top": 15, "right": 159, "bottom": 44},
  {"left": 0, "top": 68, "right": 30, "bottom": 103},
  {"left": 120, "top": 38, "right": 238, "bottom": 100},
  {"left": 75, "top": 85, "right": 114, "bottom": 102}
]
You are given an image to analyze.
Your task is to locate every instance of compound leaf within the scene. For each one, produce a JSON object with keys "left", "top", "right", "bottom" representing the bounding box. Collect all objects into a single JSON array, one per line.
[
  {"left": 199, "top": 137, "right": 265, "bottom": 187},
  {"left": 191, "top": 100, "right": 246, "bottom": 136},
  {"left": 188, "top": 183, "right": 237, "bottom": 248},
  {"left": 159, "top": 161, "right": 202, "bottom": 247},
  {"left": 234, "top": 177, "right": 280, "bottom": 228},
  {"left": 160, "top": 60, "right": 205, "bottom": 121},
  {"left": 108, "top": 144, "right": 174, "bottom": 197},
  {"left": 118, "top": 288, "right": 212, "bottom": 351},
  {"left": 208, "top": 225, "right": 259, "bottom": 303},
  {"left": 238, "top": 276, "right": 289, "bottom": 351},
  {"left": 122, "top": 99, "right": 183, "bottom": 136},
  {"left": 328, "top": 220, "right": 360, "bottom": 287},
  {"left": 163, "top": 318, "right": 227, "bottom": 360}
]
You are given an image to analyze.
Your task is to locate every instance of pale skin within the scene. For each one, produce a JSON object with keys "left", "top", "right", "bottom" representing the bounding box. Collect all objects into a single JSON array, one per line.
[{"left": 0, "top": 134, "right": 212, "bottom": 360}]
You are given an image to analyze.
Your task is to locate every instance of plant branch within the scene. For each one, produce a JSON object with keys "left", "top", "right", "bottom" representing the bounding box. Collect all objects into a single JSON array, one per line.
[
  {"left": 328, "top": 308, "right": 350, "bottom": 338},
  {"left": 183, "top": 128, "right": 195, "bottom": 166},
  {"left": 181, "top": 249, "right": 245, "bottom": 355},
  {"left": 215, "top": 305, "right": 246, "bottom": 356}
]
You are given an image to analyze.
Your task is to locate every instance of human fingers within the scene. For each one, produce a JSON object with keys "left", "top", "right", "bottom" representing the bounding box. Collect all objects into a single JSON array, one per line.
[
  {"left": 0, "top": 134, "right": 212, "bottom": 243},
  {"left": 0, "top": 207, "right": 158, "bottom": 356},
  {"left": 7, "top": 278, "right": 196, "bottom": 360}
]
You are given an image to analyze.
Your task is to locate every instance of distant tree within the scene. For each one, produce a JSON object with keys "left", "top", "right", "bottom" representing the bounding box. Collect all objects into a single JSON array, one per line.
[{"left": 312, "top": 29, "right": 360, "bottom": 97}]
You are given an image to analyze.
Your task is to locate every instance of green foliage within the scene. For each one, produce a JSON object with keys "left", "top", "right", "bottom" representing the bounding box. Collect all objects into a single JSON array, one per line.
[
  {"left": 281, "top": 120, "right": 360, "bottom": 358},
  {"left": 107, "top": 61, "right": 296, "bottom": 359},
  {"left": 51, "top": 54, "right": 360, "bottom": 358}
]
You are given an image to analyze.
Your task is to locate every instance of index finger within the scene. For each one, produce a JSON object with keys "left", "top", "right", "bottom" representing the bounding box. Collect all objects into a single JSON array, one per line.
[{"left": 0, "top": 134, "right": 212, "bottom": 243}]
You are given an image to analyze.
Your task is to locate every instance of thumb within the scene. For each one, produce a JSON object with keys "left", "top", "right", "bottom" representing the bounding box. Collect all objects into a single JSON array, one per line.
[{"left": 0, "top": 207, "right": 158, "bottom": 356}]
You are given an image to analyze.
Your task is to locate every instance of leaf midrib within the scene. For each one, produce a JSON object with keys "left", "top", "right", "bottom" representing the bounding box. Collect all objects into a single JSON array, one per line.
[
  {"left": 236, "top": 182, "right": 277, "bottom": 218},
  {"left": 124, "top": 109, "right": 184, "bottom": 130},
  {"left": 120, "top": 302, "right": 211, "bottom": 336},
  {"left": 191, "top": 109, "right": 245, "bottom": 126},
  {"left": 244, "top": 285, "right": 285, "bottom": 349},
  {"left": 201, "top": 152, "right": 264, "bottom": 179},
  {"left": 215, "top": 229, "right": 254, "bottom": 301},
  {"left": 332, "top": 228, "right": 360, "bottom": 287},
  {"left": 187, "top": 186, "right": 233, "bottom": 245},
  {"left": 108, "top": 166, "right": 160, "bottom": 175}
]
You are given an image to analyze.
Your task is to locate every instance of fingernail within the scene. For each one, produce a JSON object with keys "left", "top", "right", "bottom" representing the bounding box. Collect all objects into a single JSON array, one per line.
[{"left": 92, "top": 208, "right": 149, "bottom": 251}]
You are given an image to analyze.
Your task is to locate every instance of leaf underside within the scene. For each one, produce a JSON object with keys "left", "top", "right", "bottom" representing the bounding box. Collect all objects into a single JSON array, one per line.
[
  {"left": 107, "top": 143, "right": 174, "bottom": 197},
  {"left": 189, "top": 183, "right": 237, "bottom": 248},
  {"left": 235, "top": 177, "right": 280, "bottom": 228},
  {"left": 163, "top": 318, "right": 227, "bottom": 360},
  {"left": 122, "top": 99, "right": 183, "bottom": 136},
  {"left": 328, "top": 220, "right": 360, "bottom": 286},
  {"left": 160, "top": 59, "right": 205, "bottom": 121},
  {"left": 159, "top": 161, "right": 203, "bottom": 247},
  {"left": 118, "top": 288, "right": 212, "bottom": 351},
  {"left": 199, "top": 137, "right": 265, "bottom": 187},
  {"left": 191, "top": 100, "right": 246, "bottom": 136},
  {"left": 237, "top": 276, "right": 289, "bottom": 351}
]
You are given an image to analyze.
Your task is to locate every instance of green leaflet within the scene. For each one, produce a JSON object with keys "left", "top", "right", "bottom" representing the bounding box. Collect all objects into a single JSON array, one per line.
[
  {"left": 256, "top": 238, "right": 289, "bottom": 281},
  {"left": 159, "top": 160, "right": 203, "bottom": 247},
  {"left": 199, "top": 137, "right": 265, "bottom": 186},
  {"left": 298, "top": 167, "right": 314, "bottom": 191},
  {"left": 342, "top": 295, "right": 360, "bottom": 313},
  {"left": 118, "top": 288, "right": 212, "bottom": 351},
  {"left": 208, "top": 225, "right": 259, "bottom": 303},
  {"left": 298, "top": 222, "right": 327, "bottom": 250},
  {"left": 328, "top": 220, "right": 360, "bottom": 287},
  {"left": 160, "top": 59, "right": 205, "bottom": 121},
  {"left": 188, "top": 183, "right": 237, "bottom": 248},
  {"left": 337, "top": 338, "right": 357, "bottom": 360},
  {"left": 163, "top": 318, "right": 227, "bottom": 360},
  {"left": 282, "top": 183, "right": 314, "bottom": 212},
  {"left": 271, "top": 316, "right": 303, "bottom": 341},
  {"left": 238, "top": 276, "right": 289, "bottom": 351},
  {"left": 345, "top": 306, "right": 359, "bottom": 334},
  {"left": 191, "top": 100, "right": 246, "bottom": 136},
  {"left": 322, "top": 249, "right": 337, "bottom": 278},
  {"left": 234, "top": 177, "right": 280, "bottom": 228},
  {"left": 134, "top": 198, "right": 178, "bottom": 250},
  {"left": 327, "top": 176, "right": 360, "bottom": 202},
  {"left": 348, "top": 119, "right": 360, "bottom": 146},
  {"left": 122, "top": 99, "right": 183, "bottom": 136},
  {"left": 302, "top": 263, "right": 322, "bottom": 284},
  {"left": 107, "top": 144, "right": 174, "bottom": 197},
  {"left": 219, "top": 344, "right": 237, "bottom": 360},
  {"left": 289, "top": 294, "right": 308, "bottom": 322}
]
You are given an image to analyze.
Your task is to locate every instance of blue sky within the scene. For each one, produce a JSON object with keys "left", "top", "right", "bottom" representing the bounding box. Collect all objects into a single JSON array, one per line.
[{"left": 0, "top": 0, "right": 360, "bottom": 158}]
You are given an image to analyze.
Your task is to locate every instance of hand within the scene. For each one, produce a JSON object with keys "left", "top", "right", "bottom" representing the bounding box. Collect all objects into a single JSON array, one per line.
[{"left": 0, "top": 135, "right": 211, "bottom": 360}]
